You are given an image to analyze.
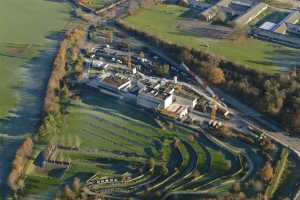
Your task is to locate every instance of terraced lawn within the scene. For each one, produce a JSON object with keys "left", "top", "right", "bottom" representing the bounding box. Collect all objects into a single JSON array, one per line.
[
  {"left": 23, "top": 89, "right": 240, "bottom": 199},
  {"left": 123, "top": 4, "right": 300, "bottom": 73}
]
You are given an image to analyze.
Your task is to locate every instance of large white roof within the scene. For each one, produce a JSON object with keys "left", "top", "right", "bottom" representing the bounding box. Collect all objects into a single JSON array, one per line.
[{"left": 259, "top": 21, "right": 276, "bottom": 30}]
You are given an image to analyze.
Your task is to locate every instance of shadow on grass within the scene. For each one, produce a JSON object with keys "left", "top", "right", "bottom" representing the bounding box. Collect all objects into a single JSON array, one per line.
[
  {"left": 0, "top": 31, "right": 66, "bottom": 199},
  {"left": 245, "top": 47, "right": 300, "bottom": 72},
  {"left": 78, "top": 87, "right": 159, "bottom": 127},
  {"left": 179, "top": 9, "right": 200, "bottom": 19}
]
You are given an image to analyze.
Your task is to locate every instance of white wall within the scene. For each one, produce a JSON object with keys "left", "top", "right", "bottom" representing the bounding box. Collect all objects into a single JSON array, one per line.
[{"left": 163, "top": 95, "right": 173, "bottom": 109}]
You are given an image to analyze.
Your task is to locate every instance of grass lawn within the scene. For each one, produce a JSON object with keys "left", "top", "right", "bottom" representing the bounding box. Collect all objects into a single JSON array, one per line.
[
  {"left": 267, "top": 0, "right": 294, "bottom": 9},
  {"left": 0, "top": 0, "right": 71, "bottom": 119},
  {"left": 93, "top": 0, "right": 107, "bottom": 8},
  {"left": 24, "top": 175, "right": 61, "bottom": 195},
  {"left": 25, "top": 90, "right": 235, "bottom": 198},
  {"left": 57, "top": 102, "right": 161, "bottom": 156},
  {"left": 123, "top": 4, "right": 300, "bottom": 73},
  {"left": 208, "top": 148, "right": 231, "bottom": 176},
  {"left": 84, "top": 0, "right": 113, "bottom": 9}
]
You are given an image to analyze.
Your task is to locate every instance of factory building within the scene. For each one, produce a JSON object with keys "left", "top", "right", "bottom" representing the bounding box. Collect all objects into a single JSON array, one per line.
[
  {"left": 174, "top": 92, "right": 198, "bottom": 109},
  {"left": 87, "top": 74, "right": 132, "bottom": 96},
  {"left": 161, "top": 104, "right": 189, "bottom": 120},
  {"left": 137, "top": 85, "right": 174, "bottom": 109}
]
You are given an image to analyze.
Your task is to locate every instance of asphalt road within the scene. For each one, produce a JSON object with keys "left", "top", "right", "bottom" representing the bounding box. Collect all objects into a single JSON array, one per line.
[{"left": 213, "top": 88, "right": 300, "bottom": 158}]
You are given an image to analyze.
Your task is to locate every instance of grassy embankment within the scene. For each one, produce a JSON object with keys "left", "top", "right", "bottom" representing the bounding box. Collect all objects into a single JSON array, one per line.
[{"left": 123, "top": 4, "right": 300, "bottom": 73}]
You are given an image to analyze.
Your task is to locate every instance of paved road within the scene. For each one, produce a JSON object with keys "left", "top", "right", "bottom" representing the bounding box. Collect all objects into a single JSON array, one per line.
[{"left": 213, "top": 88, "right": 300, "bottom": 158}]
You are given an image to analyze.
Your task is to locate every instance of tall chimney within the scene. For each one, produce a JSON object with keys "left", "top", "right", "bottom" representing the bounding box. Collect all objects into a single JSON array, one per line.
[{"left": 174, "top": 76, "right": 178, "bottom": 84}]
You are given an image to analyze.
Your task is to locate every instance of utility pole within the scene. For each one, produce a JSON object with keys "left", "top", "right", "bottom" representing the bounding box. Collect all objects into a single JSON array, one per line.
[
  {"left": 107, "top": 29, "right": 113, "bottom": 44},
  {"left": 127, "top": 41, "right": 132, "bottom": 69},
  {"left": 127, "top": 53, "right": 132, "bottom": 69},
  {"left": 88, "top": 54, "right": 95, "bottom": 78}
]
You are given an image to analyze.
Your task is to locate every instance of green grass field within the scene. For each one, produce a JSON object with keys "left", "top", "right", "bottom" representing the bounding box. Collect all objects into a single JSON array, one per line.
[
  {"left": 123, "top": 4, "right": 300, "bottom": 73},
  {"left": 91, "top": 0, "right": 106, "bottom": 9},
  {"left": 0, "top": 0, "right": 71, "bottom": 118},
  {"left": 23, "top": 90, "right": 235, "bottom": 198},
  {"left": 85, "top": 0, "right": 112, "bottom": 9}
]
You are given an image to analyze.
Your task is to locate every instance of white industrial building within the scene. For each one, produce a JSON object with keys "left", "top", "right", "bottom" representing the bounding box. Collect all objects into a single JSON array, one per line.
[
  {"left": 100, "top": 76, "right": 132, "bottom": 91},
  {"left": 84, "top": 63, "right": 201, "bottom": 120},
  {"left": 137, "top": 86, "right": 174, "bottom": 109},
  {"left": 174, "top": 92, "right": 198, "bottom": 108},
  {"left": 259, "top": 21, "right": 277, "bottom": 30},
  {"left": 87, "top": 74, "right": 132, "bottom": 94},
  {"left": 85, "top": 58, "right": 110, "bottom": 69}
]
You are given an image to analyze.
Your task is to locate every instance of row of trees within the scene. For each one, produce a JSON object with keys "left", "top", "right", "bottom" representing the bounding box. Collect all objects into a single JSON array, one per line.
[
  {"left": 223, "top": 66, "right": 300, "bottom": 134},
  {"left": 44, "top": 27, "right": 85, "bottom": 115},
  {"left": 8, "top": 138, "right": 33, "bottom": 192},
  {"left": 117, "top": 20, "right": 300, "bottom": 134},
  {"left": 264, "top": 148, "right": 289, "bottom": 199},
  {"left": 8, "top": 27, "right": 86, "bottom": 196},
  {"left": 54, "top": 177, "right": 89, "bottom": 200}
]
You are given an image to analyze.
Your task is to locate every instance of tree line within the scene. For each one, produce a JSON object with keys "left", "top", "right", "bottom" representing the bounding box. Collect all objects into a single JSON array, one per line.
[
  {"left": 117, "top": 20, "right": 300, "bottom": 135},
  {"left": 44, "top": 27, "right": 85, "bottom": 115},
  {"left": 7, "top": 26, "right": 86, "bottom": 196},
  {"left": 8, "top": 138, "right": 33, "bottom": 193}
]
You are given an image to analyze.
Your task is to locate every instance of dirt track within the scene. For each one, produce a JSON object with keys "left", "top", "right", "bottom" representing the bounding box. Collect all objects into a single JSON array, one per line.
[{"left": 176, "top": 20, "right": 234, "bottom": 39}]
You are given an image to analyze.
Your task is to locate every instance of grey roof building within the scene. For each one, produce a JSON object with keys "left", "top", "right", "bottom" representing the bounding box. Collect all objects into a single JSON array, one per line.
[
  {"left": 231, "top": 2, "right": 268, "bottom": 27},
  {"left": 199, "top": 0, "right": 232, "bottom": 21},
  {"left": 272, "top": 11, "right": 300, "bottom": 34}
]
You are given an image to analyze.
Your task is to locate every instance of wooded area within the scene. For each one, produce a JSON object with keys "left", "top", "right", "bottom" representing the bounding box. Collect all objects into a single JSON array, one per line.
[{"left": 118, "top": 20, "right": 300, "bottom": 134}]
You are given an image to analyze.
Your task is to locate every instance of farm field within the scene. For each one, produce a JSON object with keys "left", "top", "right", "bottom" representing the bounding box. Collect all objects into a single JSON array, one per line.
[
  {"left": 0, "top": 0, "right": 71, "bottom": 119},
  {"left": 81, "top": 0, "right": 114, "bottom": 9},
  {"left": 87, "top": 0, "right": 106, "bottom": 9},
  {"left": 123, "top": 4, "right": 300, "bottom": 73},
  {"left": 0, "top": 0, "right": 72, "bottom": 197},
  {"left": 23, "top": 89, "right": 240, "bottom": 199}
]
